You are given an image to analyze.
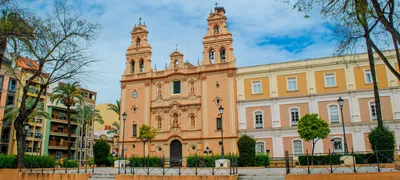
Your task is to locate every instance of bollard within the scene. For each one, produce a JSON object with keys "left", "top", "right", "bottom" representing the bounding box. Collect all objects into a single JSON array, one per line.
[
  {"left": 125, "top": 155, "right": 127, "bottom": 174},
  {"left": 178, "top": 159, "right": 181, "bottom": 175},
  {"left": 352, "top": 148, "right": 356, "bottom": 173},
  {"left": 306, "top": 150, "right": 310, "bottom": 174},
  {"left": 329, "top": 149, "right": 333, "bottom": 173},
  {"left": 195, "top": 158, "right": 198, "bottom": 175},
  {"left": 162, "top": 155, "right": 165, "bottom": 175},
  {"left": 92, "top": 164, "right": 94, "bottom": 174},
  {"left": 147, "top": 156, "right": 150, "bottom": 175},
  {"left": 85, "top": 162, "right": 87, "bottom": 173}
]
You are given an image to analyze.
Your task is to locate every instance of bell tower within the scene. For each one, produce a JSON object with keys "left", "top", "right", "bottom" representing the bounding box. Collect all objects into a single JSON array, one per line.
[
  {"left": 125, "top": 18, "right": 152, "bottom": 74},
  {"left": 202, "top": 5, "right": 235, "bottom": 65}
]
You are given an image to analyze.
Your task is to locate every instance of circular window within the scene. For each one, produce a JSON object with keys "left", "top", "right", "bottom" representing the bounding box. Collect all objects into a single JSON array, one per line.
[
  {"left": 157, "top": 147, "right": 163, "bottom": 152},
  {"left": 132, "top": 144, "right": 136, "bottom": 149},
  {"left": 218, "top": 141, "right": 222, "bottom": 146},
  {"left": 131, "top": 105, "right": 138, "bottom": 113},
  {"left": 215, "top": 97, "right": 222, "bottom": 105},
  {"left": 216, "top": 81, "right": 220, "bottom": 88},
  {"left": 191, "top": 145, "right": 196, "bottom": 151}
]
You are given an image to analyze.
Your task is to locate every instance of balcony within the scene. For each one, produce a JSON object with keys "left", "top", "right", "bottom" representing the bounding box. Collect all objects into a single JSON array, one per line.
[
  {"left": 26, "top": 133, "right": 43, "bottom": 141},
  {"left": 50, "top": 130, "right": 78, "bottom": 137},
  {"left": 48, "top": 142, "right": 77, "bottom": 150},
  {"left": 50, "top": 117, "right": 79, "bottom": 125},
  {"left": 0, "top": 136, "right": 10, "bottom": 144}
]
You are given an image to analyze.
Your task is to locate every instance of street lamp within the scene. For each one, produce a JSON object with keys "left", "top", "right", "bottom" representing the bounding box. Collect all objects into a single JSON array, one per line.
[
  {"left": 218, "top": 105, "right": 225, "bottom": 159},
  {"left": 23, "top": 123, "right": 30, "bottom": 154},
  {"left": 119, "top": 112, "right": 127, "bottom": 174},
  {"left": 204, "top": 146, "right": 213, "bottom": 156},
  {"left": 337, "top": 97, "right": 348, "bottom": 155}
]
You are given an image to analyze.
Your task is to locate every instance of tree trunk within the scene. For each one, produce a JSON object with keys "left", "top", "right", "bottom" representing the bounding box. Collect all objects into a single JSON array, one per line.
[
  {"left": 0, "top": 36, "right": 6, "bottom": 70},
  {"left": 14, "top": 118, "right": 25, "bottom": 168},
  {"left": 67, "top": 105, "right": 72, "bottom": 159},
  {"left": 311, "top": 138, "right": 316, "bottom": 166},
  {"left": 357, "top": 0, "right": 384, "bottom": 128},
  {"left": 388, "top": 0, "right": 400, "bottom": 71},
  {"left": 143, "top": 141, "right": 146, "bottom": 158},
  {"left": 371, "top": 0, "right": 400, "bottom": 45}
]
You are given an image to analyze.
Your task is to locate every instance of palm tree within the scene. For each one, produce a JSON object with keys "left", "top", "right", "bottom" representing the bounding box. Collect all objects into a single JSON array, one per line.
[
  {"left": 107, "top": 100, "right": 120, "bottom": 120},
  {"left": 50, "top": 82, "right": 84, "bottom": 159},
  {"left": 0, "top": 9, "right": 34, "bottom": 68},
  {"left": 2, "top": 97, "right": 49, "bottom": 127},
  {"left": 107, "top": 121, "right": 120, "bottom": 135}
]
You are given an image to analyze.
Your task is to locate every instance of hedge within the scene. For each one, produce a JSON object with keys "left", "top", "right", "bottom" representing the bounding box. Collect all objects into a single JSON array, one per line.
[
  {"left": 60, "top": 159, "right": 78, "bottom": 168},
  {"left": 129, "top": 156, "right": 163, "bottom": 167},
  {"left": 0, "top": 155, "right": 56, "bottom": 168},
  {"left": 186, "top": 154, "right": 269, "bottom": 167},
  {"left": 298, "top": 153, "right": 393, "bottom": 166}
]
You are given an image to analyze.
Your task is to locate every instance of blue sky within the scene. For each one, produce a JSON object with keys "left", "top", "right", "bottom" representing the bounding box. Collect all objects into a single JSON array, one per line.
[{"left": 26, "top": 0, "right": 340, "bottom": 104}]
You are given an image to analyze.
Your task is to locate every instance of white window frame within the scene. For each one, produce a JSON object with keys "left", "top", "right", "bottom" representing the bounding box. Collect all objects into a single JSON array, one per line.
[
  {"left": 55, "top": 151, "right": 62, "bottom": 159},
  {"left": 327, "top": 104, "right": 340, "bottom": 124},
  {"left": 364, "top": 69, "right": 373, "bottom": 84},
  {"left": 171, "top": 80, "right": 181, "bottom": 95},
  {"left": 289, "top": 107, "right": 300, "bottom": 126},
  {"left": 324, "top": 73, "right": 336, "bottom": 87},
  {"left": 286, "top": 77, "right": 298, "bottom": 91},
  {"left": 369, "top": 101, "right": 377, "bottom": 120},
  {"left": 292, "top": 139, "right": 303, "bottom": 155},
  {"left": 251, "top": 80, "right": 262, "bottom": 94},
  {"left": 332, "top": 137, "right": 344, "bottom": 153},
  {"left": 256, "top": 141, "right": 266, "bottom": 154},
  {"left": 253, "top": 110, "right": 264, "bottom": 129}
]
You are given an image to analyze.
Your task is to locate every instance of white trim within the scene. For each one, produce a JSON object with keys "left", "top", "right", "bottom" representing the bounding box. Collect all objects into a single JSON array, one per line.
[
  {"left": 327, "top": 103, "right": 340, "bottom": 124},
  {"left": 286, "top": 77, "right": 298, "bottom": 91},
  {"left": 251, "top": 80, "right": 262, "bottom": 94},
  {"left": 324, "top": 72, "right": 337, "bottom": 87},
  {"left": 288, "top": 107, "right": 300, "bottom": 127},
  {"left": 292, "top": 139, "right": 303, "bottom": 155},
  {"left": 253, "top": 110, "right": 264, "bottom": 129},
  {"left": 255, "top": 140, "right": 266, "bottom": 154}
]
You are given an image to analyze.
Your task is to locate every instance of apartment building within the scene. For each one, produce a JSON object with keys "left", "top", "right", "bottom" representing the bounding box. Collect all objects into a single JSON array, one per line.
[{"left": 236, "top": 50, "right": 400, "bottom": 157}]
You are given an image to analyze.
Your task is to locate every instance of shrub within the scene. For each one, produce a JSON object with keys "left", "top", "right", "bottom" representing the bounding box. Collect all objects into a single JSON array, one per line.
[
  {"left": 61, "top": 159, "right": 78, "bottom": 168},
  {"left": 87, "top": 158, "right": 95, "bottom": 166},
  {"left": 298, "top": 155, "right": 341, "bottom": 165},
  {"left": 129, "top": 156, "right": 163, "bottom": 167},
  {"left": 93, "top": 140, "right": 110, "bottom": 166},
  {"left": 24, "top": 155, "right": 55, "bottom": 168},
  {"left": 237, "top": 135, "right": 256, "bottom": 167},
  {"left": 368, "top": 126, "right": 395, "bottom": 163},
  {"left": 255, "top": 154, "right": 270, "bottom": 167},
  {"left": 0, "top": 154, "right": 17, "bottom": 168},
  {"left": 107, "top": 156, "right": 117, "bottom": 167}
]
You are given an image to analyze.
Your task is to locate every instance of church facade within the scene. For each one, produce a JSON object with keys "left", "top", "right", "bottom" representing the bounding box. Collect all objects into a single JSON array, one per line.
[{"left": 120, "top": 6, "right": 238, "bottom": 158}]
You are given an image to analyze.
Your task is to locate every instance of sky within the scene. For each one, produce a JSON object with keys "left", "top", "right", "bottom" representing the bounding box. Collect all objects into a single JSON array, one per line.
[{"left": 25, "top": 0, "right": 339, "bottom": 104}]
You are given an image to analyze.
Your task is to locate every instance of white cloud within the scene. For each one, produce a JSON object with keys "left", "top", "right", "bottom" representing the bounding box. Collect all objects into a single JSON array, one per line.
[{"left": 25, "top": 0, "right": 338, "bottom": 104}]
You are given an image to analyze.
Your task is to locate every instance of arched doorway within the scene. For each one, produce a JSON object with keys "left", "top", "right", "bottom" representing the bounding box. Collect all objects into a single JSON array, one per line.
[{"left": 170, "top": 140, "right": 182, "bottom": 167}]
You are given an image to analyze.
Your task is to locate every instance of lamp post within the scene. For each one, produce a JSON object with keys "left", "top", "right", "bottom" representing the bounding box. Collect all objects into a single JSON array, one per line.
[
  {"left": 118, "top": 112, "right": 127, "bottom": 174},
  {"left": 79, "top": 105, "right": 85, "bottom": 166},
  {"left": 204, "top": 146, "right": 212, "bottom": 157},
  {"left": 218, "top": 105, "right": 225, "bottom": 159},
  {"left": 23, "top": 123, "right": 30, "bottom": 154},
  {"left": 337, "top": 97, "right": 349, "bottom": 155}
]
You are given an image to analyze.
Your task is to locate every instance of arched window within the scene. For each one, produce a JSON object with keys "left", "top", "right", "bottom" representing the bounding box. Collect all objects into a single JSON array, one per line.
[
  {"left": 328, "top": 105, "right": 340, "bottom": 124},
  {"left": 254, "top": 111, "right": 263, "bottom": 129},
  {"left": 174, "top": 60, "right": 178, "bottom": 68},
  {"left": 190, "top": 81, "right": 195, "bottom": 95},
  {"left": 220, "top": 48, "right": 226, "bottom": 62},
  {"left": 136, "top": 38, "right": 141, "bottom": 48},
  {"left": 256, "top": 142, "right": 265, "bottom": 154},
  {"left": 214, "top": 25, "right": 220, "bottom": 34},
  {"left": 173, "top": 113, "right": 179, "bottom": 128},
  {"left": 157, "top": 117, "right": 162, "bottom": 129},
  {"left": 190, "top": 115, "right": 195, "bottom": 127},
  {"left": 293, "top": 140, "right": 303, "bottom": 155},
  {"left": 332, "top": 137, "right": 343, "bottom": 153},
  {"left": 369, "top": 101, "right": 377, "bottom": 120},
  {"left": 139, "top": 59, "right": 144, "bottom": 72},
  {"left": 209, "top": 50, "right": 215, "bottom": 63},
  {"left": 290, "top": 108, "right": 300, "bottom": 126},
  {"left": 130, "top": 60, "right": 135, "bottom": 73}
]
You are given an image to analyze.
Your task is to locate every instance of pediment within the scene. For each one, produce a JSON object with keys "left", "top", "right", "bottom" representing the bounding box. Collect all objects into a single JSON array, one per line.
[
  {"left": 207, "top": 13, "right": 226, "bottom": 21},
  {"left": 170, "top": 50, "right": 183, "bottom": 57},
  {"left": 130, "top": 27, "right": 148, "bottom": 34}
]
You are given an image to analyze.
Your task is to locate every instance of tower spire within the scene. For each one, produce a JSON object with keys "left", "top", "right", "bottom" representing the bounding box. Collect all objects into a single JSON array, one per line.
[{"left": 139, "top": 17, "right": 142, "bottom": 25}]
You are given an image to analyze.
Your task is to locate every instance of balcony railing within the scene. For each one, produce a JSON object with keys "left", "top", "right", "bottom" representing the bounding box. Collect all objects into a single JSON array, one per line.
[
  {"left": 26, "top": 132, "right": 42, "bottom": 138},
  {"left": 0, "top": 137, "right": 10, "bottom": 143}
]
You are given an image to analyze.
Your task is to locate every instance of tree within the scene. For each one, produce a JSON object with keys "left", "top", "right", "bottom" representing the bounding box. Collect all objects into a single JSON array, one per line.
[
  {"left": 2, "top": 97, "right": 49, "bottom": 127},
  {"left": 1, "top": 1, "right": 100, "bottom": 167},
  {"left": 368, "top": 126, "right": 395, "bottom": 162},
  {"left": 237, "top": 135, "right": 256, "bottom": 167},
  {"left": 51, "top": 81, "right": 85, "bottom": 159},
  {"left": 107, "top": 100, "right": 120, "bottom": 120},
  {"left": 93, "top": 140, "right": 110, "bottom": 166},
  {"left": 297, "top": 114, "right": 330, "bottom": 158},
  {"left": 107, "top": 121, "right": 120, "bottom": 135},
  {"left": 138, "top": 124, "right": 157, "bottom": 157}
]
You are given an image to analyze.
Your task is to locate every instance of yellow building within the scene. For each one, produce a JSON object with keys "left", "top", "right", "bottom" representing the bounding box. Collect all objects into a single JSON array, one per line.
[
  {"left": 236, "top": 50, "right": 400, "bottom": 157},
  {"left": 94, "top": 103, "right": 119, "bottom": 154}
]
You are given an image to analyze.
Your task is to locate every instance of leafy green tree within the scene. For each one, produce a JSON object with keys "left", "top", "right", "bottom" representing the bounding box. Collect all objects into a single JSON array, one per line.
[
  {"left": 93, "top": 140, "right": 110, "bottom": 166},
  {"left": 237, "top": 135, "right": 256, "bottom": 167},
  {"left": 138, "top": 124, "right": 157, "bottom": 157},
  {"left": 297, "top": 113, "right": 330, "bottom": 158},
  {"left": 107, "top": 121, "right": 120, "bottom": 135},
  {"left": 368, "top": 126, "right": 395, "bottom": 162},
  {"left": 2, "top": 97, "right": 49, "bottom": 126},
  {"left": 107, "top": 100, "right": 120, "bottom": 120},
  {"left": 51, "top": 81, "right": 84, "bottom": 159}
]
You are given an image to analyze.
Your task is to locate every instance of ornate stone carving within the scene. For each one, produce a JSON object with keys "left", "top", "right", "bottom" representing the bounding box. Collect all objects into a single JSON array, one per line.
[{"left": 145, "top": 80, "right": 151, "bottom": 86}]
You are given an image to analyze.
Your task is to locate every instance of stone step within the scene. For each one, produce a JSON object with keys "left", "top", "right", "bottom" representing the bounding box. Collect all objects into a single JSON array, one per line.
[
  {"left": 239, "top": 174, "right": 285, "bottom": 180},
  {"left": 89, "top": 174, "right": 116, "bottom": 180}
]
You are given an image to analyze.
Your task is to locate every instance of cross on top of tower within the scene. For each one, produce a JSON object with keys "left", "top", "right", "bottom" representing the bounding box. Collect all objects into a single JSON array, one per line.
[
  {"left": 215, "top": 2, "right": 218, "bottom": 7},
  {"left": 175, "top": 44, "right": 178, "bottom": 50},
  {"left": 139, "top": 17, "right": 142, "bottom": 25}
]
